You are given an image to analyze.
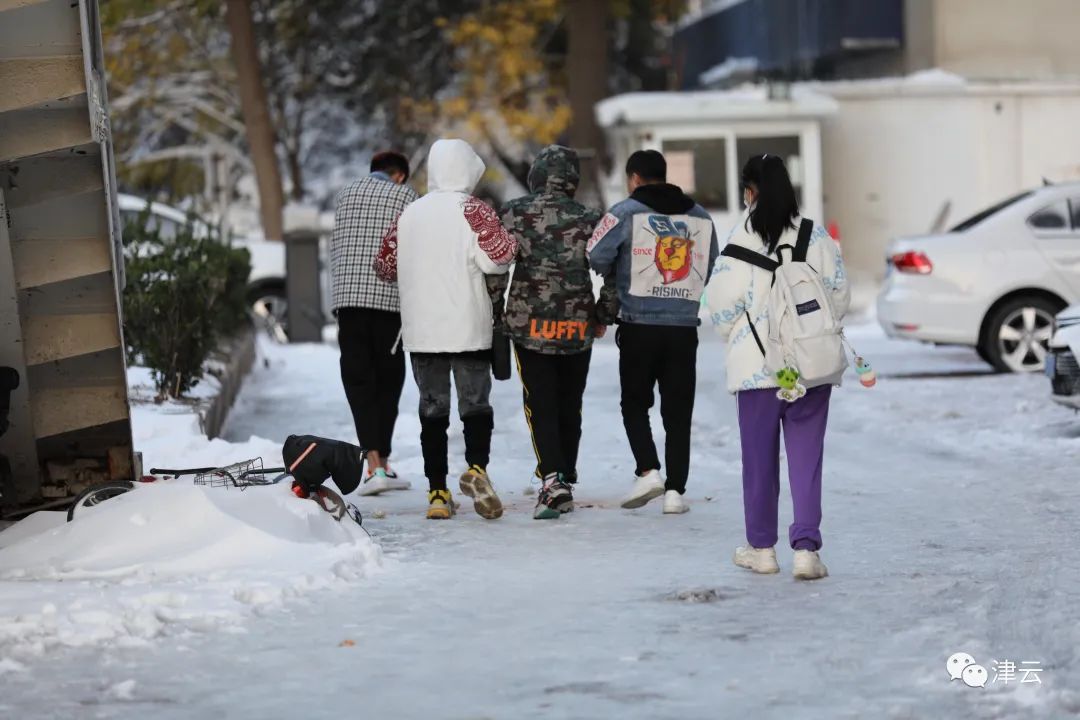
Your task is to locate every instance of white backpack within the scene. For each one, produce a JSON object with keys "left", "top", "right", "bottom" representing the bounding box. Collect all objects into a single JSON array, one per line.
[{"left": 721, "top": 219, "right": 847, "bottom": 388}]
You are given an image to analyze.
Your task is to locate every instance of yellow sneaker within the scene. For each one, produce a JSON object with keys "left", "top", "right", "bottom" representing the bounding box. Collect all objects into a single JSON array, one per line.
[
  {"left": 458, "top": 465, "right": 503, "bottom": 520},
  {"left": 426, "top": 489, "right": 455, "bottom": 520}
]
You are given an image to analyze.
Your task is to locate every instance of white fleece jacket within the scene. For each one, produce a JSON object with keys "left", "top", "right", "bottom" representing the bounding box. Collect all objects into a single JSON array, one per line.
[
  {"left": 704, "top": 215, "right": 850, "bottom": 393},
  {"left": 374, "top": 139, "right": 517, "bottom": 353}
]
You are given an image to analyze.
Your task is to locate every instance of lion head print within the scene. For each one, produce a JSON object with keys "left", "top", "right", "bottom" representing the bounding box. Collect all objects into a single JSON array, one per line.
[{"left": 648, "top": 215, "right": 693, "bottom": 284}]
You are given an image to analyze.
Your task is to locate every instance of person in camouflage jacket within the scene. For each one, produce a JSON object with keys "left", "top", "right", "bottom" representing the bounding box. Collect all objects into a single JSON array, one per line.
[{"left": 496, "top": 144, "right": 616, "bottom": 520}]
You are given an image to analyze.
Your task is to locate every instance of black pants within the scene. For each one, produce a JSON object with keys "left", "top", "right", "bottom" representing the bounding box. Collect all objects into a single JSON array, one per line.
[
  {"left": 411, "top": 351, "right": 493, "bottom": 490},
  {"left": 337, "top": 307, "right": 406, "bottom": 457},
  {"left": 616, "top": 323, "right": 698, "bottom": 494},
  {"left": 514, "top": 345, "right": 592, "bottom": 481}
]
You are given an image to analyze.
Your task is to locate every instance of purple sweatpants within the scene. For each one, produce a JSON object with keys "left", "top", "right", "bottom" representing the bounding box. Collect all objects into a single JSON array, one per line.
[{"left": 736, "top": 385, "right": 831, "bottom": 551}]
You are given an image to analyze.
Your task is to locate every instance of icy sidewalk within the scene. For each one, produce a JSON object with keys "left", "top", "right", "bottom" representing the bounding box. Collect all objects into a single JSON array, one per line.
[{"left": 3, "top": 329, "right": 1080, "bottom": 719}]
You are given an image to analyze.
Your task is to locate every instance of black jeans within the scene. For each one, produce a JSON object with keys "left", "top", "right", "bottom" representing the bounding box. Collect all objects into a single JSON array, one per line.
[
  {"left": 616, "top": 323, "right": 698, "bottom": 494},
  {"left": 337, "top": 307, "right": 406, "bottom": 458},
  {"left": 514, "top": 344, "right": 592, "bottom": 481},
  {"left": 411, "top": 351, "right": 493, "bottom": 490}
]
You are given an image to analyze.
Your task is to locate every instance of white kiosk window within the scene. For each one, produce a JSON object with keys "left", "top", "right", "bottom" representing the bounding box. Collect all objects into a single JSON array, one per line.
[
  {"left": 735, "top": 135, "right": 803, "bottom": 205},
  {"left": 661, "top": 138, "right": 729, "bottom": 211}
]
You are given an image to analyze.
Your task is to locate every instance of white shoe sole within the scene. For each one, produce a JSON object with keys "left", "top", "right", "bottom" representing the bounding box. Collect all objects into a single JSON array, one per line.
[
  {"left": 357, "top": 477, "right": 391, "bottom": 496},
  {"left": 793, "top": 566, "right": 829, "bottom": 581},
  {"left": 620, "top": 484, "right": 665, "bottom": 509},
  {"left": 733, "top": 551, "right": 780, "bottom": 575},
  {"left": 662, "top": 504, "right": 689, "bottom": 514},
  {"left": 358, "top": 476, "right": 411, "bottom": 496}
]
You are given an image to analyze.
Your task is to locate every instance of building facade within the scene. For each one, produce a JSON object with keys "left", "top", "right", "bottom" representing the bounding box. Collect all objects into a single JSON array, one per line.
[{"left": 678, "top": 0, "right": 1080, "bottom": 89}]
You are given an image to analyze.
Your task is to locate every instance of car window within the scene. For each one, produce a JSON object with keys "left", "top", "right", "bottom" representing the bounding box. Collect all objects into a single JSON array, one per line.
[
  {"left": 1028, "top": 200, "right": 1070, "bottom": 231},
  {"left": 950, "top": 191, "right": 1032, "bottom": 232},
  {"left": 1071, "top": 198, "right": 1080, "bottom": 231}
]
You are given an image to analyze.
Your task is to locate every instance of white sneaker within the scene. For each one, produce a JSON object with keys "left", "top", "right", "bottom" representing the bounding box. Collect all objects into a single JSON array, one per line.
[
  {"left": 792, "top": 550, "right": 829, "bottom": 580},
  {"left": 620, "top": 469, "right": 665, "bottom": 509},
  {"left": 357, "top": 469, "right": 391, "bottom": 496},
  {"left": 357, "top": 468, "right": 411, "bottom": 496},
  {"left": 662, "top": 490, "right": 689, "bottom": 514},
  {"left": 733, "top": 545, "right": 780, "bottom": 574},
  {"left": 380, "top": 468, "right": 411, "bottom": 492}
]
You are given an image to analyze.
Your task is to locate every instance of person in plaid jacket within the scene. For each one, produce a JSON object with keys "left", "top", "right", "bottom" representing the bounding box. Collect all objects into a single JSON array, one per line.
[{"left": 331, "top": 151, "right": 418, "bottom": 496}]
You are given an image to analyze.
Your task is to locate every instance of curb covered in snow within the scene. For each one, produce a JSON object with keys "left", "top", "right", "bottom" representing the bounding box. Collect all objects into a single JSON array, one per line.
[{"left": 200, "top": 324, "right": 258, "bottom": 440}]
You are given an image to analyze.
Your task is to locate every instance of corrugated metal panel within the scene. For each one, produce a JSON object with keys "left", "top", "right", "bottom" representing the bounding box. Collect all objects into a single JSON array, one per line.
[{"left": 0, "top": 0, "right": 133, "bottom": 506}]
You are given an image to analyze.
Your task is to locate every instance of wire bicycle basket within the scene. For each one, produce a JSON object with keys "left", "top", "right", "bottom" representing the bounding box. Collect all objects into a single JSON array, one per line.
[{"left": 192, "top": 457, "right": 276, "bottom": 489}]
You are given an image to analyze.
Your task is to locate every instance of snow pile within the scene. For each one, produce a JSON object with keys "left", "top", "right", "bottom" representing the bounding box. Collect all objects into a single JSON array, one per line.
[
  {"left": 0, "top": 480, "right": 379, "bottom": 663},
  {"left": 128, "top": 381, "right": 283, "bottom": 479}
]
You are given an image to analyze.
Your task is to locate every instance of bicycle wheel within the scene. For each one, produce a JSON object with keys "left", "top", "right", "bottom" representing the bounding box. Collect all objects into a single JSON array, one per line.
[{"left": 67, "top": 481, "right": 135, "bottom": 522}]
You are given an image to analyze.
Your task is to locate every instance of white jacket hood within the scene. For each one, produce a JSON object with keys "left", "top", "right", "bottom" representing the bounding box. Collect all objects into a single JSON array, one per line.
[
  {"left": 427, "top": 139, "right": 486, "bottom": 193},
  {"left": 376, "top": 138, "right": 517, "bottom": 354}
]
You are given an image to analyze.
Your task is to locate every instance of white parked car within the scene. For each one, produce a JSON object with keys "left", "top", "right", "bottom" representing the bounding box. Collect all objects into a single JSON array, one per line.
[
  {"left": 1047, "top": 304, "right": 1080, "bottom": 409},
  {"left": 877, "top": 182, "right": 1080, "bottom": 372},
  {"left": 117, "top": 194, "right": 288, "bottom": 336}
]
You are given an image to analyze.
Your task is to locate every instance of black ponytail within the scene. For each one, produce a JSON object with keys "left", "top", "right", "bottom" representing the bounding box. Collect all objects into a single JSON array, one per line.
[{"left": 741, "top": 154, "right": 799, "bottom": 254}]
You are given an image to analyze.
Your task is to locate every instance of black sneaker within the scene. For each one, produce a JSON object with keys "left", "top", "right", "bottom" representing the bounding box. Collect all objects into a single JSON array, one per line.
[{"left": 533, "top": 473, "right": 573, "bottom": 520}]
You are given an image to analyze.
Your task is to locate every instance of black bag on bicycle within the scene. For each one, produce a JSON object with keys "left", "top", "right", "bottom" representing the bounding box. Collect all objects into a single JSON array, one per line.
[{"left": 283, "top": 435, "right": 366, "bottom": 495}]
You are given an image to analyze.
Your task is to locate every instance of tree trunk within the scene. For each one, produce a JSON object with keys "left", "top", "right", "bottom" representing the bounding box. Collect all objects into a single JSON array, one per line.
[
  {"left": 567, "top": 0, "right": 610, "bottom": 208},
  {"left": 225, "top": 0, "right": 285, "bottom": 241}
]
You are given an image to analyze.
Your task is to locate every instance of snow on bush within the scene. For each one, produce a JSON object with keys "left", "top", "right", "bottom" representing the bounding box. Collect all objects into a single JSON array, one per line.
[{"left": 0, "top": 480, "right": 380, "bottom": 666}]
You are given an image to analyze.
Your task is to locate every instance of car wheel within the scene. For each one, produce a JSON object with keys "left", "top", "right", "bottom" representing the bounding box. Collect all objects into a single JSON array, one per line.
[
  {"left": 980, "top": 296, "right": 1060, "bottom": 373},
  {"left": 248, "top": 284, "right": 289, "bottom": 342}
]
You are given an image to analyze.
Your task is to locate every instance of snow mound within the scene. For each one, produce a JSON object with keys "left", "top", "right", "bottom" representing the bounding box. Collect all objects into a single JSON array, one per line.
[
  {"left": 0, "top": 511, "right": 66, "bottom": 550},
  {"left": 0, "top": 482, "right": 380, "bottom": 658},
  {"left": 0, "top": 483, "right": 366, "bottom": 580}
]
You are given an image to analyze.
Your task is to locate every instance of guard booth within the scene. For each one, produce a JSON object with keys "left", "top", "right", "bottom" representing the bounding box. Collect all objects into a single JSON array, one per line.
[
  {"left": 594, "top": 86, "right": 836, "bottom": 234},
  {"left": 0, "top": 0, "right": 135, "bottom": 510}
]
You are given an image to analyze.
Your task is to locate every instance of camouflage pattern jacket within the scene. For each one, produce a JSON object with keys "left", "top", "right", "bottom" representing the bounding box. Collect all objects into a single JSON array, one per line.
[{"left": 496, "top": 146, "right": 616, "bottom": 355}]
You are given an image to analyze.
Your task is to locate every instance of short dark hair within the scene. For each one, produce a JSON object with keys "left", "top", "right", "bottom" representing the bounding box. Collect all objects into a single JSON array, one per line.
[
  {"left": 625, "top": 150, "right": 666, "bottom": 182},
  {"left": 370, "top": 151, "right": 410, "bottom": 181}
]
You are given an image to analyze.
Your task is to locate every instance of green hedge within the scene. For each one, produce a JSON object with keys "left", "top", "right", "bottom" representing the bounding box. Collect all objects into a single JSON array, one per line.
[{"left": 122, "top": 208, "right": 251, "bottom": 400}]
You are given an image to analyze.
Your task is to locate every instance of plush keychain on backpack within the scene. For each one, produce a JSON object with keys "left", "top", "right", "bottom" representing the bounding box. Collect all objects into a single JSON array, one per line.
[
  {"left": 775, "top": 367, "right": 807, "bottom": 402},
  {"left": 854, "top": 356, "right": 876, "bottom": 388},
  {"left": 840, "top": 331, "right": 876, "bottom": 389}
]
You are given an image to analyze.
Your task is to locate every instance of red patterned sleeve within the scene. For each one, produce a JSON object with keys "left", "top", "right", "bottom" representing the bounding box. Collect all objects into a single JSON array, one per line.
[
  {"left": 373, "top": 216, "right": 400, "bottom": 282},
  {"left": 462, "top": 196, "right": 517, "bottom": 267}
]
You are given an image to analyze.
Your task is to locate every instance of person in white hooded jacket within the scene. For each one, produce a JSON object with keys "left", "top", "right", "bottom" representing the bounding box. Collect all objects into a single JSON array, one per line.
[
  {"left": 375, "top": 139, "right": 517, "bottom": 521},
  {"left": 704, "top": 154, "right": 849, "bottom": 581}
]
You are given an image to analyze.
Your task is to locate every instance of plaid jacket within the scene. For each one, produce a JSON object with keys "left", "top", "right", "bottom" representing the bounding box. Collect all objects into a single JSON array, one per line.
[{"left": 330, "top": 174, "right": 419, "bottom": 313}]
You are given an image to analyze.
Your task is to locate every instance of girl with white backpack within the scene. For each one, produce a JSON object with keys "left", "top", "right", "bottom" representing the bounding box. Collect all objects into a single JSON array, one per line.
[{"left": 705, "top": 155, "right": 850, "bottom": 580}]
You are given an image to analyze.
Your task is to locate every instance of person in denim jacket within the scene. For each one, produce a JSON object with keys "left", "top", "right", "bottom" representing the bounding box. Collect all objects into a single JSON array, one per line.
[{"left": 587, "top": 150, "right": 719, "bottom": 514}]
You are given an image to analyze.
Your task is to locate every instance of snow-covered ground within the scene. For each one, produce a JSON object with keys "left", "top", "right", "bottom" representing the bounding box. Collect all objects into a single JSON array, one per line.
[{"left": 2, "top": 323, "right": 1079, "bottom": 719}]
